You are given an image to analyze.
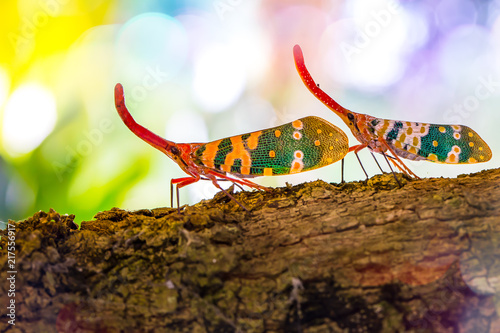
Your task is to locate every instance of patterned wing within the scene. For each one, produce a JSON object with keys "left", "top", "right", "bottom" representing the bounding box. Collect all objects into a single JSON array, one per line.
[
  {"left": 370, "top": 119, "right": 492, "bottom": 163},
  {"left": 193, "top": 116, "right": 349, "bottom": 177}
]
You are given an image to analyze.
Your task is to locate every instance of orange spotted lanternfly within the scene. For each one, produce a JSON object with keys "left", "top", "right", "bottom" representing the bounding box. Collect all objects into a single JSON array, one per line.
[
  {"left": 114, "top": 83, "right": 349, "bottom": 211},
  {"left": 293, "top": 45, "right": 492, "bottom": 184}
]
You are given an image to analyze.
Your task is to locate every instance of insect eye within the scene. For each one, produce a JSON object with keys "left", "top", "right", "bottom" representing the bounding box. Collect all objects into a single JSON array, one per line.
[
  {"left": 171, "top": 146, "right": 180, "bottom": 155},
  {"left": 347, "top": 113, "right": 355, "bottom": 121}
]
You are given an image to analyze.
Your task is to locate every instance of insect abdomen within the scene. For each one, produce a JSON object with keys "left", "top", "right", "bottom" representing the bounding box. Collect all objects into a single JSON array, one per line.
[{"left": 195, "top": 116, "right": 349, "bottom": 177}]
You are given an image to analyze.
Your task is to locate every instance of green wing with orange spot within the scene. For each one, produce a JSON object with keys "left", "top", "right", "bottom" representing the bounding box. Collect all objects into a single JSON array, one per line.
[
  {"left": 194, "top": 116, "right": 349, "bottom": 177},
  {"left": 370, "top": 118, "right": 492, "bottom": 163}
]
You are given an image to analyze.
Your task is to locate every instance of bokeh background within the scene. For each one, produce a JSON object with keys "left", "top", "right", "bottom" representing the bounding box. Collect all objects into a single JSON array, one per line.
[{"left": 0, "top": 0, "right": 499, "bottom": 224}]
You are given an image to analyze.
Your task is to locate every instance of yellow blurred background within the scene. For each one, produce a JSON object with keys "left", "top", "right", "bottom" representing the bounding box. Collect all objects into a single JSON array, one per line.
[{"left": 1, "top": 0, "right": 499, "bottom": 223}]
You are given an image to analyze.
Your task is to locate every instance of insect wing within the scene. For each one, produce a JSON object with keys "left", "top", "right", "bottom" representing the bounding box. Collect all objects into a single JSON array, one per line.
[
  {"left": 372, "top": 119, "right": 492, "bottom": 164},
  {"left": 194, "top": 116, "right": 349, "bottom": 177}
]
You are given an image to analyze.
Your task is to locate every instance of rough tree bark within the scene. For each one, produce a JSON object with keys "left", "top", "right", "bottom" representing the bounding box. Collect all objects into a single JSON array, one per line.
[{"left": 1, "top": 168, "right": 500, "bottom": 333}]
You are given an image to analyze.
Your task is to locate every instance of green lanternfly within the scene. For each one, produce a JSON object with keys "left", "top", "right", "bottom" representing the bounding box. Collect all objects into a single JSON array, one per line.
[
  {"left": 114, "top": 83, "right": 349, "bottom": 211},
  {"left": 293, "top": 45, "right": 492, "bottom": 183}
]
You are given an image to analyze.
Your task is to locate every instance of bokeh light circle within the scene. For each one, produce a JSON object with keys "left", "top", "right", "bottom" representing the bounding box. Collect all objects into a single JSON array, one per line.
[
  {"left": 2, "top": 83, "right": 57, "bottom": 156},
  {"left": 116, "top": 13, "right": 188, "bottom": 83},
  {"left": 192, "top": 45, "right": 246, "bottom": 112}
]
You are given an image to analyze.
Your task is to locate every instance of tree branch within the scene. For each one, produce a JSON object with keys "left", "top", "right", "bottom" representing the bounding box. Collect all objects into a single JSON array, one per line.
[{"left": 1, "top": 168, "right": 500, "bottom": 332}]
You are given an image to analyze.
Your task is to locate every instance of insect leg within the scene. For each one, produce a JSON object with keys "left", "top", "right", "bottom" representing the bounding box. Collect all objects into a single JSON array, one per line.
[
  {"left": 229, "top": 182, "right": 245, "bottom": 192},
  {"left": 381, "top": 154, "right": 407, "bottom": 175},
  {"left": 380, "top": 151, "right": 401, "bottom": 187},
  {"left": 371, "top": 152, "right": 385, "bottom": 174},
  {"left": 176, "top": 186, "right": 180, "bottom": 213},
  {"left": 341, "top": 158, "right": 345, "bottom": 183},
  {"left": 388, "top": 158, "right": 420, "bottom": 179},
  {"left": 355, "top": 152, "right": 369, "bottom": 179},
  {"left": 170, "top": 182, "right": 173, "bottom": 208},
  {"left": 171, "top": 176, "right": 201, "bottom": 213},
  {"left": 379, "top": 138, "right": 420, "bottom": 179},
  {"left": 201, "top": 177, "right": 246, "bottom": 192},
  {"left": 206, "top": 171, "right": 269, "bottom": 192},
  {"left": 387, "top": 158, "right": 405, "bottom": 173},
  {"left": 349, "top": 144, "right": 369, "bottom": 180},
  {"left": 206, "top": 175, "right": 249, "bottom": 212},
  {"left": 235, "top": 178, "right": 269, "bottom": 191}
]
